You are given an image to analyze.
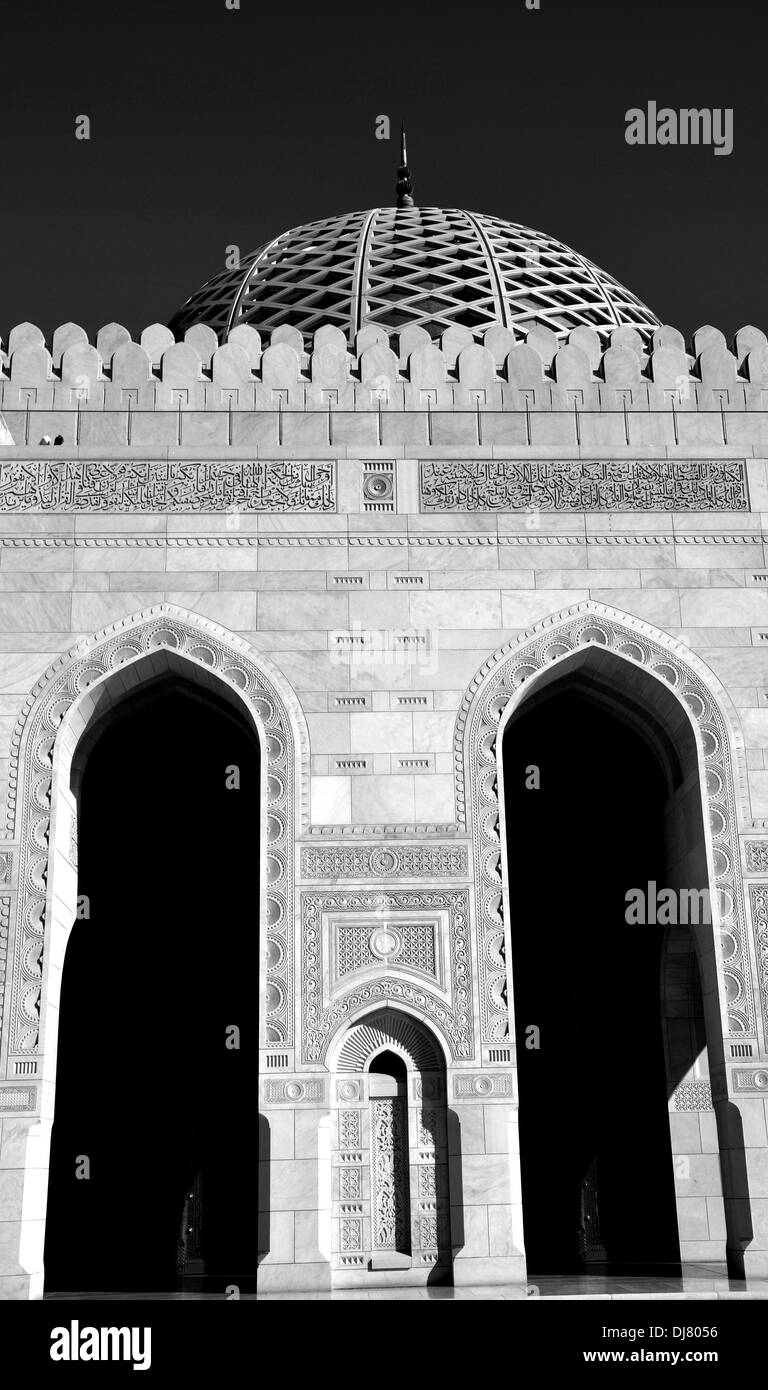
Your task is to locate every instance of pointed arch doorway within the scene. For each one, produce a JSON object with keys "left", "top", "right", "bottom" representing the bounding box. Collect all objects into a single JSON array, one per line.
[
  {"left": 501, "top": 645, "right": 728, "bottom": 1278},
  {"left": 43, "top": 667, "right": 261, "bottom": 1295}
]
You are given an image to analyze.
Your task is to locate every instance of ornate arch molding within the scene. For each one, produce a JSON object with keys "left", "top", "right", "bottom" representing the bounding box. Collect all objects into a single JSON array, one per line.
[
  {"left": 3, "top": 604, "right": 308, "bottom": 1060},
  {"left": 457, "top": 600, "right": 760, "bottom": 1045},
  {"left": 334, "top": 1009, "right": 444, "bottom": 1074}
]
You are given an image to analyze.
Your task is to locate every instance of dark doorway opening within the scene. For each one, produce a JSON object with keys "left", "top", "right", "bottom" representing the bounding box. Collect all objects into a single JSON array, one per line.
[
  {"left": 44, "top": 677, "right": 260, "bottom": 1295},
  {"left": 504, "top": 680, "right": 684, "bottom": 1277},
  {"left": 369, "top": 1050, "right": 407, "bottom": 1080}
]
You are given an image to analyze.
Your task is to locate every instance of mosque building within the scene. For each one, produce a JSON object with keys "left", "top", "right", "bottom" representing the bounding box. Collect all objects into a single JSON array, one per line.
[{"left": 1, "top": 135, "right": 767, "bottom": 1296}]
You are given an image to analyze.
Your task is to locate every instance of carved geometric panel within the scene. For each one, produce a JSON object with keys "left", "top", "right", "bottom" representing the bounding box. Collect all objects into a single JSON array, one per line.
[
  {"left": 673, "top": 1082, "right": 714, "bottom": 1111},
  {"left": 0, "top": 1086, "right": 36, "bottom": 1111},
  {"left": 302, "top": 889, "right": 472, "bottom": 1063},
  {"left": 336, "top": 919, "right": 437, "bottom": 983},
  {"left": 418, "top": 1110, "right": 439, "bottom": 1147},
  {"left": 732, "top": 1068, "right": 768, "bottom": 1092},
  {"left": 339, "top": 1167, "right": 363, "bottom": 1200},
  {"left": 339, "top": 1109, "right": 362, "bottom": 1150},
  {"left": 262, "top": 1080, "right": 324, "bottom": 1103},
  {"left": 418, "top": 1165, "right": 437, "bottom": 1199},
  {"left": 745, "top": 841, "right": 768, "bottom": 873},
  {"left": 340, "top": 1217, "right": 363, "bottom": 1252},
  {"left": 453, "top": 1073, "right": 514, "bottom": 1098},
  {"left": 416, "top": 1213, "right": 449, "bottom": 1250}
]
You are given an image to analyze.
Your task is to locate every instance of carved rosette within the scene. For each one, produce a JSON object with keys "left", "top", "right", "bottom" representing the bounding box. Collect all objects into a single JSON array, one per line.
[
  {"left": 6, "top": 606, "right": 304, "bottom": 1055},
  {"left": 456, "top": 604, "right": 758, "bottom": 1044}
]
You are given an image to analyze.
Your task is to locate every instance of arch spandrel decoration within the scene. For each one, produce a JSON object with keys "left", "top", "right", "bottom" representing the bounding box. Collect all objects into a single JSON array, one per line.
[
  {"left": 4, "top": 604, "right": 307, "bottom": 1060},
  {"left": 456, "top": 601, "right": 761, "bottom": 1046},
  {"left": 302, "top": 888, "right": 471, "bottom": 1066}
]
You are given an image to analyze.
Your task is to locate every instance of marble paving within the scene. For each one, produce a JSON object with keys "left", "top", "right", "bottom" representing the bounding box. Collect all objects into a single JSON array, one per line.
[{"left": 43, "top": 1264, "right": 768, "bottom": 1301}]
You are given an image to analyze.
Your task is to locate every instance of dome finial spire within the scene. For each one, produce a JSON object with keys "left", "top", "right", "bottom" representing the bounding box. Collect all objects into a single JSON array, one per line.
[{"left": 396, "top": 123, "right": 414, "bottom": 208}]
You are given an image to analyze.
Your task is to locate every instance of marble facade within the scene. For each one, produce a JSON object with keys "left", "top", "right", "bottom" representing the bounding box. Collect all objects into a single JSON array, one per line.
[{"left": 0, "top": 314, "right": 768, "bottom": 1296}]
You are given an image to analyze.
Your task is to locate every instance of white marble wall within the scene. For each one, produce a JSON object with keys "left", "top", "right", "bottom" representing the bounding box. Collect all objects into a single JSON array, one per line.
[
  {"left": 0, "top": 491, "right": 765, "bottom": 832},
  {"left": 0, "top": 436, "right": 767, "bottom": 1292}
]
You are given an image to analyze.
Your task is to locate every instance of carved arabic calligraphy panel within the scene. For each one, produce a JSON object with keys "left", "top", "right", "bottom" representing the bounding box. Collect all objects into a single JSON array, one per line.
[
  {"left": 420, "top": 459, "right": 748, "bottom": 512},
  {"left": 0, "top": 460, "right": 336, "bottom": 512}
]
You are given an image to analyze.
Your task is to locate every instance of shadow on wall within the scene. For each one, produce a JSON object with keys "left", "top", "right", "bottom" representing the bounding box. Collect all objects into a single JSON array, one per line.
[
  {"left": 442, "top": 1109, "right": 464, "bottom": 1284},
  {"left": 258, "top": 1114, "right": 271, "bottom": 1265},
  {"left": 721, "top": 1103, "right": 752, "bottom": 1280}
]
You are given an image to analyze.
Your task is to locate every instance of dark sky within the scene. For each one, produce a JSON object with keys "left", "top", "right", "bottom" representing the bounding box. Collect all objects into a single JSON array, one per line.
[{"left": 1, "top": 0, "right": 764, "bottom": 343}]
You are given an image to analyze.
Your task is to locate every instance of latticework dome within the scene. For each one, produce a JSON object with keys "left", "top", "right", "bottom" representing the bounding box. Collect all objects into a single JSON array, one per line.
[{"left": 169, "top": 205, "right": 660, "bottom": 347}]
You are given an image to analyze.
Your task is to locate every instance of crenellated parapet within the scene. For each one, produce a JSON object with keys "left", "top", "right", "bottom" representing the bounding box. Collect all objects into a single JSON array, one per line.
[{"left": 3, "top": 320, "right": 768, "bottom": 414}]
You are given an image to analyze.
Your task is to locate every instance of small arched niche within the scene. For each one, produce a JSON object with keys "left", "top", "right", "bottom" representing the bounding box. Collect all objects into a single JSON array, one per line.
[{"left": 330, "top": 1008, "right": 451, "bottom": 1288}]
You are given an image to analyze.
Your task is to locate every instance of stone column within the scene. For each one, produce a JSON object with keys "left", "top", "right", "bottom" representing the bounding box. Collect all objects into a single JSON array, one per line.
[
  {"left": 257, "top": 1077, "right": 331, "bottom": 1293},
  {"left": 0, "top": 1114, "right": 51, "bottom": 1299},
  {"left": 449, "top": 1071, "right": 526, "bottom": 1285},
  {"left": 719, "top": 1079, "right": 768, "bottom": 1278},
  {"left": 0, "top": 776, "right": 78, "bottom": 1298}
]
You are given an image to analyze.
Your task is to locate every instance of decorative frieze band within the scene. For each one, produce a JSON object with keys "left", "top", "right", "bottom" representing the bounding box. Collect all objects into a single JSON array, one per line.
[
  {"left": 732, "top": 1069, "right": 768, "bottom": 1092},
  {"left": 453, "top": 1074, "right": 514, "bottom": 1099},
  {"left": 0, "top": 460, "right": 336, "bottom": 513},
  {"left": 307, "top": 824, "right": 460, "bottom": 839},
  {"left": 420, "top": 459, "right": 749, "bottom": 513},
  {"left": 261, "top": 1079, "right": 325, "bottom": 1104},
  {"left": 0, "top": 1086, "right": 36, "bottom": 1111},
  {"left": 300, "top": 843, "right": 468, "bottom": 880},
  {"left": 0, "top": 531, "right": 763, "bottom": 548}
]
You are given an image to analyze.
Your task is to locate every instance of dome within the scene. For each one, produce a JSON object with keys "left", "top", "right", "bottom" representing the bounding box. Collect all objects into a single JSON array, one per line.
[{"left": 169, "top": 205, "right": 660, "bottom": 347}]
